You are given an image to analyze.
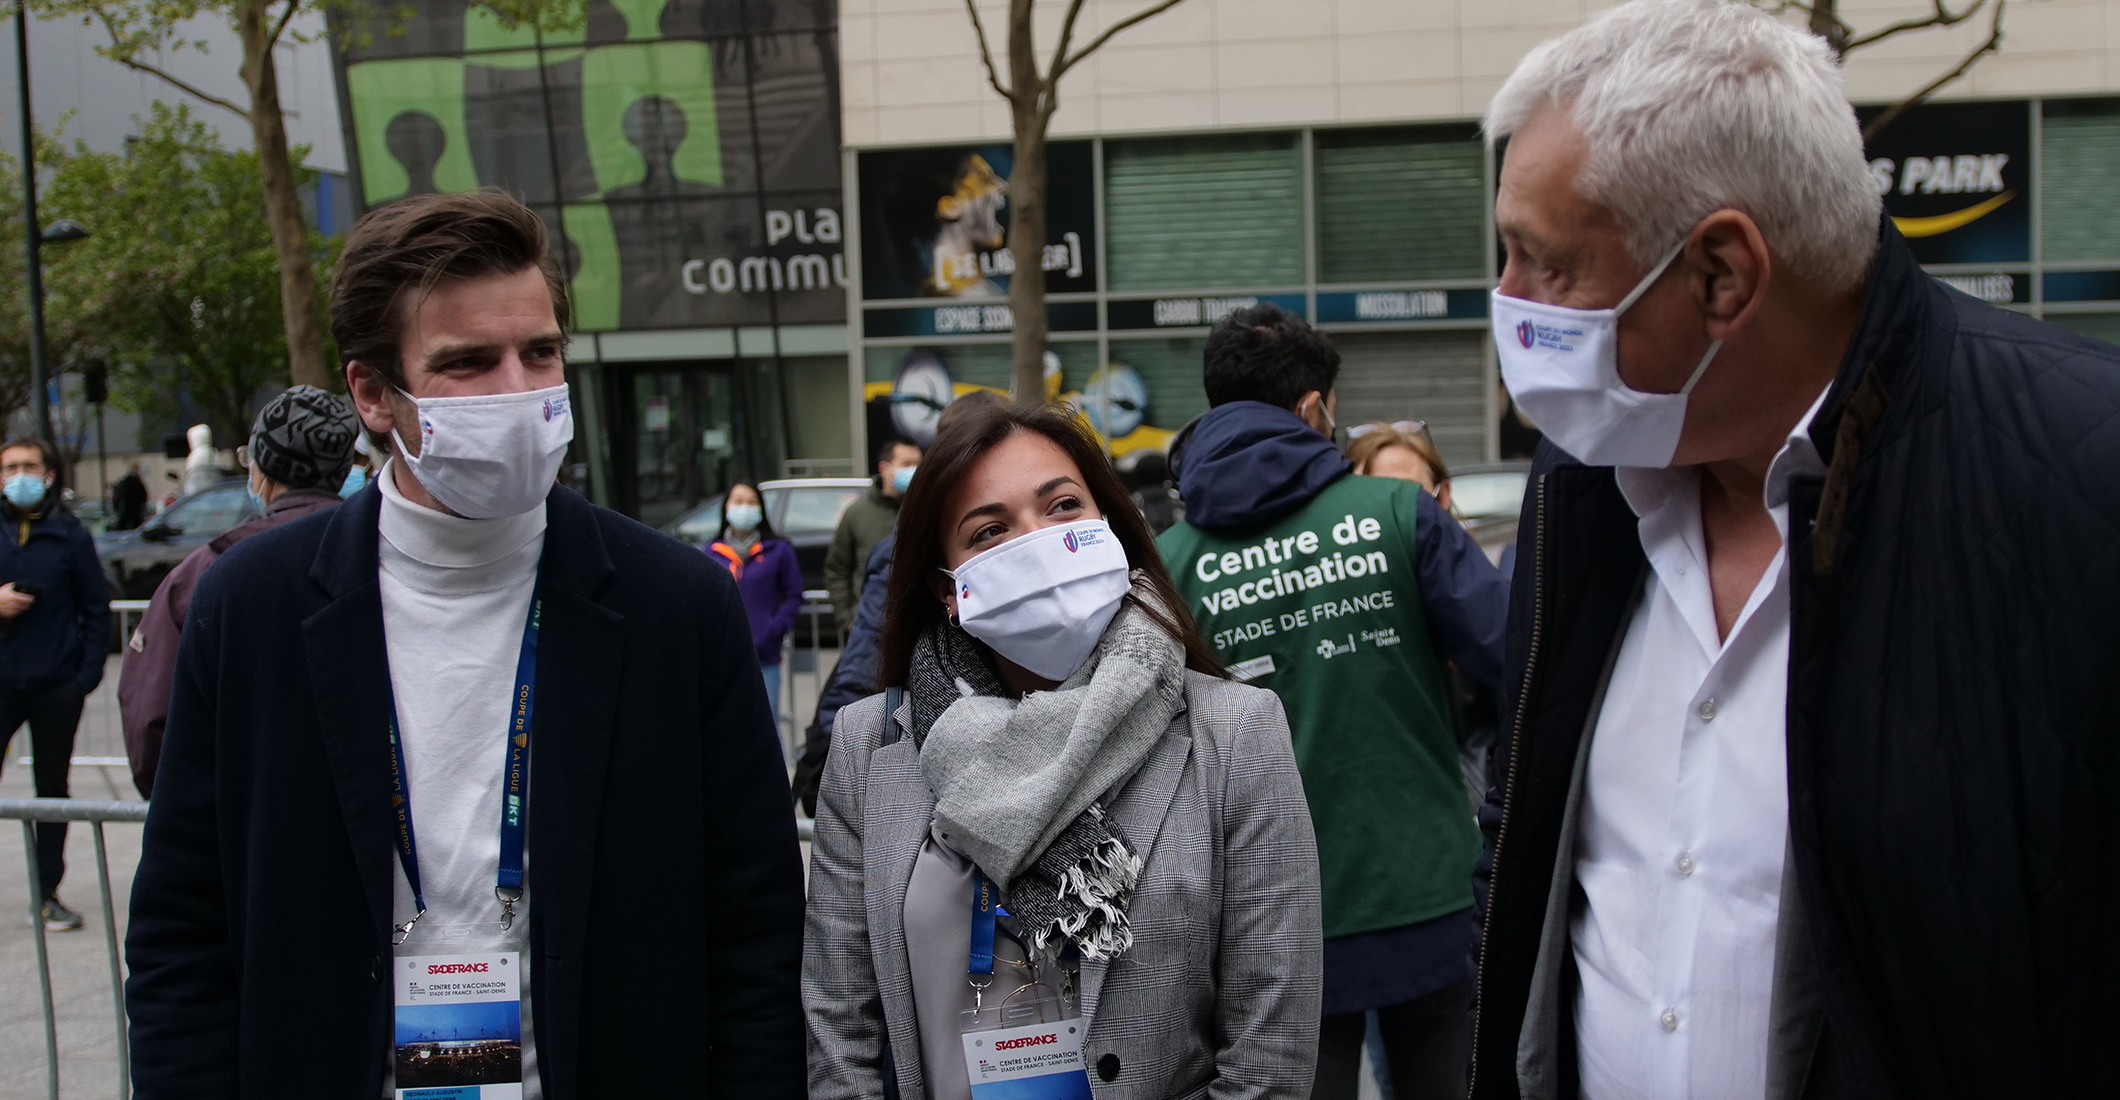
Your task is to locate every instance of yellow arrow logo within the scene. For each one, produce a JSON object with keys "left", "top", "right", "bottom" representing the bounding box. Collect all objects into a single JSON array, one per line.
[
  {"left": 1891, "top": 191, "right": 2014, "bottom": 238},
  {"left": 513, "top": 734, "right": 528, "bottom": 748}
]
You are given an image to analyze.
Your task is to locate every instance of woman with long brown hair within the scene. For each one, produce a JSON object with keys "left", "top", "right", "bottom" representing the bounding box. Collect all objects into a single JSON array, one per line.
[{"left": 803, "top": 400, "right": 1322, "bottom": 1100}]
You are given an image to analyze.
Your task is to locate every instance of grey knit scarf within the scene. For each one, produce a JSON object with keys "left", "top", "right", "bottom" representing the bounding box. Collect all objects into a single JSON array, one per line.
[{"left": 910, "top": 581, "right": 1186, "bottom": 960}]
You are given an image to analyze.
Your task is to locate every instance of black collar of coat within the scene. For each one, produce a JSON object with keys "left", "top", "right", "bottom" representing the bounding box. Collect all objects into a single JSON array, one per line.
[{"left": 1805, "top": 215, "right": 1935, "bottom": 470}]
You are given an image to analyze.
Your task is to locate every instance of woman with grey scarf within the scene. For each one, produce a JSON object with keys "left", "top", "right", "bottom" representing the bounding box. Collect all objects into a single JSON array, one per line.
[{"left": 804, "top": 400, "right": 1322, "bottom": 1100}]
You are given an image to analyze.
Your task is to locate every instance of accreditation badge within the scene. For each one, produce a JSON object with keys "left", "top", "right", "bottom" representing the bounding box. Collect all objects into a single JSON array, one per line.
[
  {"left": 392, "top": 950, "right": 524, "bottom": 1099},
  {"left": 960, "top": 985, "right": 1092, "bottom": 1100}
]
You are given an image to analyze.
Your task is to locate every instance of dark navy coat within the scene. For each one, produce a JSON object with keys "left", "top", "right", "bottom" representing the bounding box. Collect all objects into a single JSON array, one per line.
[
  {"left": 0, "top": 502, "right": 109, "bottom": 694},
  {"left": 123, "top": 484, "right": 805, "bottom": 1100}
]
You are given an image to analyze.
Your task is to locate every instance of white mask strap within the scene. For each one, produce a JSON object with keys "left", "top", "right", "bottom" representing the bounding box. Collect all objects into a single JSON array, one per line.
[
  {"left": 1678, "top": 339, "right": 1723, "bottom": 396},
  {"left": 1613, "top": 240, "right": 1690, "bottom": 316}
]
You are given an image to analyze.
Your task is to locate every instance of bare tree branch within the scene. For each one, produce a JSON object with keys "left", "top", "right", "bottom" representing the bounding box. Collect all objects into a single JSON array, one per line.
[
  {"left": 1862, "top": 0, "right": 2005, "bottom": 141},
  {"left": 1846, "top": 0, "right": 1986, "bottom": 52},
  {"left": 95, "top": 13, "right": 252, "bottom": 119},
  {"left": 964, "top": 0, "right": 1015, "bottom": 102},
  {"left": 1048, "top": 0, "right": 1089, "bottom": 81},
  {"left": 1051, "top": 0, "right": 1187, "bottom": 82},
  {"left": 267, "top": 0, "right": 300, "bottom": 50}
]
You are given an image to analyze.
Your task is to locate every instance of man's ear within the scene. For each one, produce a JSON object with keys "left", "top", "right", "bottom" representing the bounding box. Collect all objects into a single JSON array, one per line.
[
  {"left": 1691, "top": 210, "right": 1771, "bottom": 340},
  {"left": 347, "top": 361, "right": 399, "bottom": 439}
]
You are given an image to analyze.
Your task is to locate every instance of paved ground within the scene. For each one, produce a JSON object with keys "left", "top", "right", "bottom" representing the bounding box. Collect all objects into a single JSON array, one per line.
[{"left": 0, "top": 639, "right": 837, "bottom": 1099}]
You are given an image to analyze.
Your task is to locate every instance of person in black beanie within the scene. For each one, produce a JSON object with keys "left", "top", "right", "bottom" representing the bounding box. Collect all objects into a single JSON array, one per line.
[{"left": 119, "top": 386, "right": 359, "bottom": 796}]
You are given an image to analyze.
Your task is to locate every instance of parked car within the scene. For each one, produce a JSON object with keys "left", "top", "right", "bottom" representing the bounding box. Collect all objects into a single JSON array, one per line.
[
  {"left": 1447, "top": 461, "right": 1532, "bottom": 568},
  {"left": 96, "top": 476, "right": 258, "bottom": 600},
  {"left": 663, "top": 477, "right": 871, "bottom": 634}
]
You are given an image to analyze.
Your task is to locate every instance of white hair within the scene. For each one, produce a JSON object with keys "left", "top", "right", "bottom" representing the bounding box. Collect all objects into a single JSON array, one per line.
[{"left": 1485, "top": 0, "right": 1880, "bottom": 293}]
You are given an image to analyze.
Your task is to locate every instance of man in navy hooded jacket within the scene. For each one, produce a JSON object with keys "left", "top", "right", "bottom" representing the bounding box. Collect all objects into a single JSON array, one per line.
[{"left": 1157, "top": 303, "right": 1508, "bottom": 1100}]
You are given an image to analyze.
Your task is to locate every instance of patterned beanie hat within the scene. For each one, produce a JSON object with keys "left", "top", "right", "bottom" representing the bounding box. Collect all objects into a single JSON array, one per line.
[{"left": 249, "top": 386, "right": 359, "bottom": 491}]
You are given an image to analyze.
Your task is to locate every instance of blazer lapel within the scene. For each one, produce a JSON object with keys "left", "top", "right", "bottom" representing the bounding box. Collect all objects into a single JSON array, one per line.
[
  {"left": 301, "top": 489, "right": 397, "bottom": 938},
  {"left": 1077, "top": 714, "right": 1194, "bottom": 1027},
  {"left": 864, "top": 734, "right": 936, "bottom": 1099},
  {"left": 520, "top": 489, "right": 623, "bottom": 1098}
]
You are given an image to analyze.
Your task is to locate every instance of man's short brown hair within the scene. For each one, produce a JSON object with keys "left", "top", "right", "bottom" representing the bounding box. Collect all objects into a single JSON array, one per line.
[{"left": 330, "top": 188, "right": 570, "bottom": 390}]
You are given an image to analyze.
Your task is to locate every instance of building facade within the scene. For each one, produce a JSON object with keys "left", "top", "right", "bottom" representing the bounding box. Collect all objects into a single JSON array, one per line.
[{"left": 843, "top": 0, "right": 2120, "bottom": 470}]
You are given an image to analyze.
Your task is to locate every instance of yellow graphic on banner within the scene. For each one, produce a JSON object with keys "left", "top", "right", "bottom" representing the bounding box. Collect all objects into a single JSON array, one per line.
[{"left": 1892, "top": 191, "right": 2014, "bottom": 239}]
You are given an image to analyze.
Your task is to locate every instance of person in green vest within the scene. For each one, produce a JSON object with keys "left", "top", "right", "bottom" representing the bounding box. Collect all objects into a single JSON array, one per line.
[{"left": 1157, "top": 302, "right": 1509, "bottom": 1100}]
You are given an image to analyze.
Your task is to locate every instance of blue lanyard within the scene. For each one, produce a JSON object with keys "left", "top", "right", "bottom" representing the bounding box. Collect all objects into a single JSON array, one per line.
[
  {"left": 387, "top": 588, "right": 542, "bottom": 944},
  {"left": 969, "top": 869, "right": 998, "bottom": 975}
]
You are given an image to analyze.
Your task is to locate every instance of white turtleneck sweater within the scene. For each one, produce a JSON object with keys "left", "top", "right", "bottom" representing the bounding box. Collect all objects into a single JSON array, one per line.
[{"left": 378, "top": 460, "right": 546, "bottom": 1099}]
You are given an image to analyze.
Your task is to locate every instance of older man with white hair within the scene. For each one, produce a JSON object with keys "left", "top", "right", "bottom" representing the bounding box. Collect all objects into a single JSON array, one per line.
[{"left": 1470, "top": 2, "right": 2120, "bottom": 1099}]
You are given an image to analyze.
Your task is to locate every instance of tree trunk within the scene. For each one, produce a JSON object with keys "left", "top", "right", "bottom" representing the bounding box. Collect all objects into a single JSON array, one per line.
[
  {"left": 237, "top": 0, "right": 332, "bottom": 391},
  {"left": 1007, "top": 115, "right": 1050, "bottom": 405},
  {"left": 1808, "top": 0, "right": 1848, "bottom": 56},
  {"left": 1005, "top": 0, "right": 1049, "bottom": 405}
]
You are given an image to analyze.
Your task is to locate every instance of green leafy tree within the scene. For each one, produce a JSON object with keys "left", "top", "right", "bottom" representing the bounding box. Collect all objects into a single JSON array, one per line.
[
  {"left": 29, "top": 0, "right": 580, "bottom": 392},
  {"left": 35, "top": 102, "right": 339, "bottom": 447},
  {"left": 0, "top": 150, "right": 33, "bottom": 425}
]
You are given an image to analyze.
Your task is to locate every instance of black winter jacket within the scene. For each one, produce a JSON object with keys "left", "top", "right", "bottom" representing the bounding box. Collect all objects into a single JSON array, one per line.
[
  {"left": 1471, "top": 223, "right": 2120, "bottom": 1099},
  {"left": 0, "top": 502, "right": 110, "bottom": 694}
]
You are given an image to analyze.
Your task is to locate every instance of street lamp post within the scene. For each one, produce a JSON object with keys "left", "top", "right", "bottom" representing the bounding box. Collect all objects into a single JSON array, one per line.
[{"left": 14, "top": 1, "right": 54, "bottom": 448}]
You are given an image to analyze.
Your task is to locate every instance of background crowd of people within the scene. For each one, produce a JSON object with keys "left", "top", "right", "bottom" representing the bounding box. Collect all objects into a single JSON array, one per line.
[{"left": 2, "top": 2, "right": 2113, "bottom": 1097}]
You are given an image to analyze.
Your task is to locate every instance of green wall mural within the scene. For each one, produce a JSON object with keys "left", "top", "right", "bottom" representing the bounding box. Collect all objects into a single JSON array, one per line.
[{"left": 333, "top": 0, "right": 843, "bottom": 332}]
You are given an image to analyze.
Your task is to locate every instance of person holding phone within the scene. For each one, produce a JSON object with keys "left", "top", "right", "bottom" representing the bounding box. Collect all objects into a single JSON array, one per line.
[{"left": 0, "top": 435, "right": 111, "bottom": 932}]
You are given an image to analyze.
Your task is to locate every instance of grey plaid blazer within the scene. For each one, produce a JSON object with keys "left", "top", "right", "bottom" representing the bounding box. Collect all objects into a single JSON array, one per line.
[{"left": 804, "top": 671, "right": 1323, "bottom": 1100}]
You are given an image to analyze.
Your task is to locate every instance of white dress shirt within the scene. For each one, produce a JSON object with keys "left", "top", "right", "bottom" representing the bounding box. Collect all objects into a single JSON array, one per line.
[{"left": 1573, "top": 388, "right": 1828, "bottom": 1100}]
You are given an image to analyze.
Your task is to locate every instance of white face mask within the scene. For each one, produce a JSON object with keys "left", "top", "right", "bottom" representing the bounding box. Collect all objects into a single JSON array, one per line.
[
  {"left": 1490, "top": 242, "right": 1722, "bottom": 468},
  {"left": 946, "top": 519, "right": 1132, "bottom": 682},
  {"left": 392, "top": 383, "right": 574, "bottom": 519}
]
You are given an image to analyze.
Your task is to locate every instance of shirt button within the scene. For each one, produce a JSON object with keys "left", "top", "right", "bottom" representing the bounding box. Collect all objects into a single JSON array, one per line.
[
  {"left": 1660, "top": 1008, "right": 1680, "bottom": 1031},
  {"left": 1697, "top": 698, "right": 1717, "bottom": 720},
  {"left": 1676, "top": 852, "right": 1696, "bottom": 876}
]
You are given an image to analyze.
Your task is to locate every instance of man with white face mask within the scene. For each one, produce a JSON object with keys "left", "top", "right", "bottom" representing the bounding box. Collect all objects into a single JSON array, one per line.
[
  {"left": 126, "top": 190, "right": 806, "bottom": 1100},
  {"left": 1470, "top": 4, "right": 2120, "bottom": 1100}
]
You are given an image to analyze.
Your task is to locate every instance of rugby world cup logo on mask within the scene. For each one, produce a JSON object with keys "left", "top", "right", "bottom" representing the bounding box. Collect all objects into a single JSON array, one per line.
[
  {"left": 543, "top": 395, "right": 567, "bottom": 422},
  {"left": 961, "top": 582, "right": 971, "bottom": 600},
  {"left": 1516, "top": 320, "right": 1536, "bottom": 349},
  {"left": 1064, "top": 530, "right": 1080, "bottom": 553}
]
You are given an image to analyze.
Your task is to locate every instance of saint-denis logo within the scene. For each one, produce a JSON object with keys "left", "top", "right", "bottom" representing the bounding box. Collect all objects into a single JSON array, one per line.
[{"left": 1516, "top": 320, "right": 1536, "bottom": 349}]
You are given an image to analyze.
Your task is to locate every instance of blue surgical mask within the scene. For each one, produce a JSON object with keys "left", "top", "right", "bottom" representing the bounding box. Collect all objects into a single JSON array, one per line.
[
  {"left": 3, "top": 473, "right": 48, "bottom": 509},
  {"left": 725, "top": 503, "right": 763, "bottom": 532},
  {"left": 892, "top": 465, "right": 917, "bottom": 493},
  {"left": 339, "top": 466, "right": 367, "bottom": 499},
  {"left": 247, "top": 485, "right": 267, "bottom": 513}
]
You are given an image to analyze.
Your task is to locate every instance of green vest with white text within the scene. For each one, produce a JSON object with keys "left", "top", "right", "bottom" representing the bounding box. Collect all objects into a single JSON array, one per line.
[{"left": 1158, "top": 474, "right": 1476, "bottom": 939}]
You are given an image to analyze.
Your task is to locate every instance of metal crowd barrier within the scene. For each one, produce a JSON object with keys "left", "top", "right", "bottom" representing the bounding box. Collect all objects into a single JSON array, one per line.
[
  {"left": 1, "top": 797, "right": 146, "bottom": 1100},
  {"left": 778, "top": 590, "right": 835, "bottom": 766}
]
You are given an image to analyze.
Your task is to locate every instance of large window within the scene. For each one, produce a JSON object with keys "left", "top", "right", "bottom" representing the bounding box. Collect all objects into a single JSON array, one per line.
[
  {"left": 1316, "top": 127, "right": 1486, "bottom": 283},
  {"left": 1104, "top": 134, "right": 1305, "bottom": 292}
]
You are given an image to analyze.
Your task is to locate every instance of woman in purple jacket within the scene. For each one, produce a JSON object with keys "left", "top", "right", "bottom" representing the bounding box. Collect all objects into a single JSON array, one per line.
[{"left": 708, "top": 481, "right": 805, "bottom": 716}]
